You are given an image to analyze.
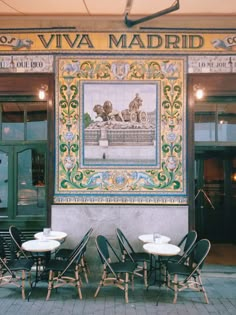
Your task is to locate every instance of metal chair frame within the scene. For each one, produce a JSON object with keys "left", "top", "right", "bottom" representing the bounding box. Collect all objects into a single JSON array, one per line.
[
  {"left": 55, "top": 228, "right": 93, "bottom": 283},
  {"left": 94, "top": 235, "right": 137, "bottom": 303},
  {"left": 9, "top": 225, "right": 29, "bottom": 259},
  {"left": 0, "top": 235, "right": 34, "bottom": 299},
  {"left": 172, "top": 230, "right": 198, "bottom": 264},
  {"left": 167, "top": 239, "right": 211, "bottom": 304},
  {"left": 116, "top": 228, "right": 150, "bottom": 288},
  {"left": 45, "top": 230, "right": 91, "bottom": 300}
]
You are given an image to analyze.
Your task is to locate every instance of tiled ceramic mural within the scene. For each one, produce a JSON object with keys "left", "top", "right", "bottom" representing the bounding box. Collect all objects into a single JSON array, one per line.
[{"left": 54, "top": 57, "right": 186, "bottom": 204}]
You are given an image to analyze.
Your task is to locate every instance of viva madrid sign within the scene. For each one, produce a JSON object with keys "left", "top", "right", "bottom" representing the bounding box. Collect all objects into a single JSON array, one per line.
[{"left": 0, "top": 31, "right": 235, "bottom": 52}]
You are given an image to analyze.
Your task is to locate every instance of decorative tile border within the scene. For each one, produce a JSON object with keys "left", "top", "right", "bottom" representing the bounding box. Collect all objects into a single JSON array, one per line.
[{"left": 54, "top": 56, "right": 186, "bottom": 204}]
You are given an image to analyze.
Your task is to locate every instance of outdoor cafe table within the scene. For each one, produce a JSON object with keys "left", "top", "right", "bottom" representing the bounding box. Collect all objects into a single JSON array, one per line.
[
  {"left": 22, "top": 239, "right": 61, "bottom": 253},
  {"left": 34, "top": 230, "right": 67, "bottom": 242},
  {"left": 138, "top": 233, "right": 171, "bottom": 244},
  {"left": 139, "top": 233, "right": 171, "bottom": 280},
  {"left": 143, "top": 243, "right": 180, "bottom": 257},
  {"left": 22, "top": 239, "right": 61, "bottom": 300},
  {"left": 143, "top": 242, "right": 180, "bottom": 305}
]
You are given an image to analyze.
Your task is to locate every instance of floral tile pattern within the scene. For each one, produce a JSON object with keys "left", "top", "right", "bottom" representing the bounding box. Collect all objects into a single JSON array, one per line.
[{"left": 54, "top": 57, "right": 187, "bottom": 204}]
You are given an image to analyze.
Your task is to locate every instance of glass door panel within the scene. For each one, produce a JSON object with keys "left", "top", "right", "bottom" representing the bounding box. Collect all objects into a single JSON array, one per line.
[
  {"left": 195, "top": 150, "right": 236, "bottom": 242},
  {"left": 16, "top": 145, "right": 46, "bottom": 216},
  {"left": 218, "top": 104, "right": 236, "bottom": 141},
  {"left": 0, "top": 149, "right": 9, "bottom": 216},
  {"left": 26, "top": 102, "right": 47, "bottom": 140},
  {"left": 195, "top": 100, "right": 236, "bottom": 143},
  {"left": 2, "top": 102, "right": 24, "bottom": 140},
  {"left": 204, "top": 158, "right": 224, "bottom": 241},
  {"left": 1, "top": 100, "right": 48, "bottom": 141},
  {"left": 195, "top": 113, "right": 216, "bottom": 141}
]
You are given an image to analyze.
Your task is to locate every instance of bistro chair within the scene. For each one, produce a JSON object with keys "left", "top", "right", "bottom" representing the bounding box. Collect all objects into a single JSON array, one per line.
[
  {"left": 0, "top": 235, "right": 34, "bottom": 299},
  {"left": 161, "top": 230, "right": 198, "bottom": 267},
  {"left": 116, "top": 228, "right": 150, "bottom": 288},
  {"left": 166, "top": 238, "right": 211, "bottom": 304},
  {"left": 9, "top": 225, "right": 46, "bottom": 273},
  {"left": 94, "top": 235, "right": 137, "bottom": 303},
  {"left": 55, "top": 227, "right": 93, "bottom": 283},
  {"left": 168, "top": 230, "right": 198, "bottom": 264},
  {"left": 159, "top": 230, "right": 197, "bottom": 284},
  {"left": 9, "top": 225, "right": 29, "bottom": 259},
  {"left": 9, "top": 225, "right": 44, "bottom": 258},
  {"left": 45, "top": 229, "right": 91, "bottom": 300}
]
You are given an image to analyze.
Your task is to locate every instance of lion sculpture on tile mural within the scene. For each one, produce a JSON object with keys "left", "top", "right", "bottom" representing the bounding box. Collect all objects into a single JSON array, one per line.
[{"left": 93, "top": 93, "right": 147, "bottom": 123}]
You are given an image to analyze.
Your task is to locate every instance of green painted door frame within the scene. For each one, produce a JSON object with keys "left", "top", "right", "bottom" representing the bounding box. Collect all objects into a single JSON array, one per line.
[{"left": 0, "top": 142, "right": 47, "bottom": 230}]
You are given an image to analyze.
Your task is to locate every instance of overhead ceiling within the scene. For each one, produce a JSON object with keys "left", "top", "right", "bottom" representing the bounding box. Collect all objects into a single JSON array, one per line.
[{"left": 0, "top": 0, "right": 235, "bottom": 16}]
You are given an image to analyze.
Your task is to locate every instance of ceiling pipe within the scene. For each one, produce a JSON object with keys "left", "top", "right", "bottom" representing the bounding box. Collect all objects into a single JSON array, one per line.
[{"left": 124, "top": 0, "right": 180, "bottom": 28}]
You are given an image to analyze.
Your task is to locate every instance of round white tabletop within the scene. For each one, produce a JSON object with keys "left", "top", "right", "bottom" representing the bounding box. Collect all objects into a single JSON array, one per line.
[
  {"left": 22, "top": 239, "right": 61, "bottom": 253},
  {"left": 139, "top": 234, "right": 171, "bottom": 244},
  {"left": 143, "top": 243, "right": 180, "bottom": 256},
  {"left": 34, "top": 231, "right": 67, "bottom": 241}
]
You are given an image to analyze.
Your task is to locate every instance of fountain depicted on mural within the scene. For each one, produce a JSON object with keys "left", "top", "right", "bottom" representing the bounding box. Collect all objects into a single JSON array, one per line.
[
  {"left": 92, "top": 93, "right": 148, "bottom": 124},
  {"left": 83, "top": 88, "right": 158, "bottom": 167}
]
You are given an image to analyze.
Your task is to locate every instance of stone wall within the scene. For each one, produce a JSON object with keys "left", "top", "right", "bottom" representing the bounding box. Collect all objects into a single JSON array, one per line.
[{"left": 52, "top": 204, "right": 188, "bottom": 274}]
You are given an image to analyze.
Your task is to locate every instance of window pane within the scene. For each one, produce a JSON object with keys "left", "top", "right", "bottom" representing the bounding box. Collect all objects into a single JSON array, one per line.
[
  {"left": 0, "top": 150, "right": 8, "bottom": 216},
  {"left": 195, "top": 103, "right": 216, "bottom": 142},
  {"left": 17, "top": 148, "right": 46, "bottom": 215},
  {"left": 195, "top": 112, "right": 216, "bottom": 141},
  {"left": 218, "top": 104, "right": 236, "bottom": 141},
  {"left": 26, "top": 102, "right": 47, "bottom": 140},
  {"left": 2, "top": 103, "right": 24, "bottom": 140}
]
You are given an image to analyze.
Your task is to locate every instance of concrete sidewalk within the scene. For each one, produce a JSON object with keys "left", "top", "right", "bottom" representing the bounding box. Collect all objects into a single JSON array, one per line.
[{"left": 0, "top": 264, "right": 236, "bottom": 315}]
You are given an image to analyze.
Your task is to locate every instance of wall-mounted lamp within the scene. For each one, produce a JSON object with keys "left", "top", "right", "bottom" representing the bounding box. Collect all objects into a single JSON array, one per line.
[
  {"left": 232, "top": 172, "right": 236, "bottom": 182},
  {"left": 193, "top": 84, "right": 205, "bottom": 100},
  {"left": 38, "top": 84, "right": 48, "bottom": 100}
]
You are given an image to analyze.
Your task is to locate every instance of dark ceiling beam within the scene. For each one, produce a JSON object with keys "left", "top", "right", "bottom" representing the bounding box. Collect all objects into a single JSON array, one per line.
[
  {"left": 124, "top": 0, "right": 180, "bottom": 28},
  {"left": 124, "top": 0, "right": 133, "bottom": 15}
]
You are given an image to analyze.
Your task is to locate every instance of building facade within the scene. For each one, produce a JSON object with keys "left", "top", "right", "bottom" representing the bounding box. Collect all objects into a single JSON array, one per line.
[{"left": 0, "top": 19, "right": 236, "bottom": 266}]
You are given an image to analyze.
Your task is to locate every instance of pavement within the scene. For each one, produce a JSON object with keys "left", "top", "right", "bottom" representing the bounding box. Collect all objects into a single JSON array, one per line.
[{"left": 0, "top": 264, "right": 236, "bottom": 315}]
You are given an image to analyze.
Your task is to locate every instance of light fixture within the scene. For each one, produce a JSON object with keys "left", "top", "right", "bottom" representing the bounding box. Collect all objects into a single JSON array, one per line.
[
  {"left": 232, "top": 172, "right": 236, "bottom": 182},
  {"left": 39, "top": 89, "right": 45, "bottom": 100},
  {"left": 193, "top": 84, "right": 205, "bottom": 100},
  {"left": 38, "top": 84, "right": 48, "bottom": 100}
]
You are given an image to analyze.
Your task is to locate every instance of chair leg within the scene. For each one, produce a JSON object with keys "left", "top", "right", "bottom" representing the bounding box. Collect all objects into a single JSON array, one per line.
[
  {"left": 160, "top": 261, "right": 167, "bottom": 285},
  {"left": 46, "top": 270, "right": 54, "bottom": 301},
  {"left": 28, "top": 271, "right": 32, "bottom": 288},
  {"left": 124, "top": 272, "right": 129, "bottom": 303},
  {"left": 80, "top": 256, "right": 89, "bottom": 283},
  {"left": 143, "top": 261, "right": 148, "bottom": 288},
  {"left": 173, "top": 274, "right": 178, "bottom": 304},
  {"left": 131, "top": 273, "right": 134, "bottom": 291},
  {"left": 94, "top": 270, "right": 106, "bottom": 298},
  {"left": 21, "top": 270, "right": 26, "bottom": 300},
  {"left": 198, "top": 274, "right": 209, "bottom": 304},
  {"left": 83, "top": 255, "right": 90, "bottom": 274},
  {"left": 75, "top": 268, "right": 82, "bottom": 299},
  {"left": 167, "top": 271, "right": 170, "bottom": 287}
]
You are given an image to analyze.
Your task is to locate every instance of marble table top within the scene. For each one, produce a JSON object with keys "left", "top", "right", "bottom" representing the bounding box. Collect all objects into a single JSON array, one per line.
[
  {"left": 138, "top": 233, "right": 171, "bottom": 244},
  {"left": 34, "top": 231, "right": 67, "bottom": 241},
  {"left": 22, "top": 239, "right": 61, "bottom": 253},
  {"left": 143, "top": 243, "right": 180, "bottom": 256}
]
